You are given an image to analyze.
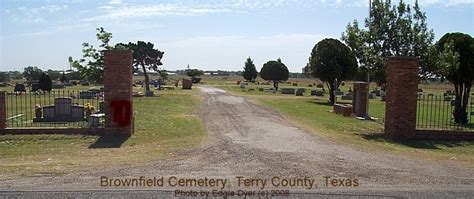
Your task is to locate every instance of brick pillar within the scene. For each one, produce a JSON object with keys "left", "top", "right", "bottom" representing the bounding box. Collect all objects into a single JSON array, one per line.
[
  {"left": 384, "top": 57, "right": 419, "bottom": 139},
  {"left": 104, "top": 50, "right": 133, "bottom": 136},
  {"left": 352, "top": 82, "right": 369, "bottom": 117},
  {"left": 0, "top": 91, "right": 5, "bottom": 130}
]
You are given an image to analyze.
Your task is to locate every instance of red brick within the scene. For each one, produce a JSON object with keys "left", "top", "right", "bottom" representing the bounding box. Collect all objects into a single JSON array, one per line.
[
  {"left": 104, "top": 50, "right": 134, "bottom": 136},
  {"left": 384, "top": 57, "right": 419, "bottom": 139}
]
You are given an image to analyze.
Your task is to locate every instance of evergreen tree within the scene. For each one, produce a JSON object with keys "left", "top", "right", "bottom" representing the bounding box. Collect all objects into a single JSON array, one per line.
[
  {"left": 39, "top": 73, "right": 52, "bottom": 92},
  {"left": 242, "top": 57, "right": 258, "bottom": 81}
]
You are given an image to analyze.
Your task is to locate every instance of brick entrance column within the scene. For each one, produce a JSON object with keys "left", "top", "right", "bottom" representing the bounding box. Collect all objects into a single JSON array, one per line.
[
  {"left": 384, "top": 57, "right": 419, "bottom": 139},
  {"left": 104, "top": 50, "right": 133, "bottom": 136},
  {"left": 352, "top": 82, "right": 369, "bottom": 117}
]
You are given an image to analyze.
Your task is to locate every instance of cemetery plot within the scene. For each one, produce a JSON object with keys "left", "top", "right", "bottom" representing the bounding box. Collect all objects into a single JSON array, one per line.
[
  {"left": 5, "top": 90, "right": 104, "bottom": 128},
  {"left": 416, "top": 93, "right": 474, "bottom": 132}
]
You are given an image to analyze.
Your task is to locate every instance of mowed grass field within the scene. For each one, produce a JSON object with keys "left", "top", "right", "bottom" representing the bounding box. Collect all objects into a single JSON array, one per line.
[
  {"left": 203, "top": 76, "right": 474, "bottom": 166},
  {"left": 0, "top": 84, "right": 206, "bottom": 179}
]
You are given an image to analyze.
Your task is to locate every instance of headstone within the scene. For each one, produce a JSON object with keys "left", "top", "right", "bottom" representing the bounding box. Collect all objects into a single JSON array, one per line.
[
  {"left": 79, "top": 91, "right": 95, "bottom": 99},
  {"left": 371, "top": 90, "right": 381, "bottom": 96},
  {"left": 311, "top": 90, "right": 324, "bottom": 96},
  {"left": 258, "top": 88, "right": 264, "bottom": 91},
  {"left": 341, "top": 94, "right": 353, "bottom": 100},
  {"left": 81, "top": 81, "right": 90, "bottom": 86},
  {"left": 264, "top": 88, "right": 273, "bottom": 92},
  {"left": 316, "top": 83, "right": 324, "bottom": 88},
  {"left": 31, "top": 83, "right": 40, "bottom": 92},
  {"left": 240, "top": 82, "right": 246, "bottom": 89},
  {"left": 34, "top": 97, "right": 84, "bottom": 122},
  {"left": 368, "top": 93, "right": 375, "bottom": 99},
  {"left": 52, "top": 83, "right": 65, "bottom": 89},
  {"left": 55, "top": 98, "right": 72, "bottom": 116},
  {"left": 352, "top": 82, "right": 369, "bottom": 117},
  {"left": 14, "top": 83, "right": 26, "bottom": 92},
  {"left": 335, "top": 91, "right": 344, "bottom": 96},
  {"left": 292, "top": 83, "right": 298, "bottom": 86},
  {"left": 42, "top": 106, "right": 55, "bottom": 119},
  {"left": 281, "top": 88, "right": 295, "bottom": 94},
  {"left": 182, "top": 78, "right": 193, "bottom": 89},
  {"left": 333, "top": 104, "right": 353, "bottom": 116},
  {"left": 295, "top": 88, "right": 304, "bottom": 96},
  {"left": 192, "top": 77, "right": 202, "bottom": 83}
]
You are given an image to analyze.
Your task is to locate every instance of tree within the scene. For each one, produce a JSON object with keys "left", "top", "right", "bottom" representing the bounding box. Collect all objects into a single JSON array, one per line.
[
  {"left": 122, "top": 41, "right": 164, "bottom": 96},
  {"left": 341, "top": 0, "right": 434, "bottom": 88},
  {"left": 65, "top": 71, "right": 81, "bottom": 81},
  {"left": 159, "top": 70, "right": 169, "bottom": 80},
  {"left": 243, "top": 57, "right": 258, "bottom": 82},
  {"left": 0, "top": 72, "right": 8, "bottom": 82},
  {"left": 72, "top": 27, "right": 113, "bottom": 83},
  {"left": 46, "top": 70, "right": 62, "bottom": 81},
  {"left": 303, "top": 38, "right": 357, "bottom": 104},
  {"left": 187, "top": 69, "right": 204, "bottom": 80},
  {"left": 23, "top": 66, "right": 43, "bottom": 81},
  {"left": 39, "top": 73, "right": 52, "bottom": 91},
  {"left": 60, "top": 72, "right": 68, "bottom": 83},
  {"left": 260, "top": 59, "right": 289, "bottom": 91},
  {"left": 433, "top": 32, "right": 474, "bottom": 124}
]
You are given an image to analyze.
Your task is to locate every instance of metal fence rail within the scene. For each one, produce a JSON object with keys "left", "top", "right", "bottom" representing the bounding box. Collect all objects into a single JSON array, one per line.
[
  {"left": 6, "top": 90, "right": 103, "bottom": 128},
  {"left": 416, "top": 93, "right": 474, "bottom": 132}
]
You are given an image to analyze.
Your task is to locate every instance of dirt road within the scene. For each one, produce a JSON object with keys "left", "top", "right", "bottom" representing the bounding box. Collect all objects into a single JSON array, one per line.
[{"left": 1, "top": 86, "right": 473, "bottom": 197}]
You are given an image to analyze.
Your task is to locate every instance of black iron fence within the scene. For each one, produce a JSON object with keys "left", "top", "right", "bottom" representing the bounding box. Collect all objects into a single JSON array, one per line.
[
  {"left": 5, "top": 90, "right": 105, "bottom": 128},
  {"left": 416, "top": 92, "right": 474, "bottom": 132}
]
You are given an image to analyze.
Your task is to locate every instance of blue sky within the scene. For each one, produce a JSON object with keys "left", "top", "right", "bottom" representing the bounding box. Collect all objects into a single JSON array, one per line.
[{"left": 1, "top": 0, "right": 473, "bottom": 72}]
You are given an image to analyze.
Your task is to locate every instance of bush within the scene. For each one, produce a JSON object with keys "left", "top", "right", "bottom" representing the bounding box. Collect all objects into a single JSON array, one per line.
[{"left": 39, "top": 73, "right": 52, "bottom": 91}]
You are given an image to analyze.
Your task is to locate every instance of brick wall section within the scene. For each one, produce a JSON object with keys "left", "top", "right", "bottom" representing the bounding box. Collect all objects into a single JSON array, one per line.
[
  {"left": 1, "top": 128, "right": 106, "bottom": 136},
  {"left": 104, "top": 50, "right": 133, "bottom": 136},
  {"left": 0, "top": 91, "right": 5, "bottom": 130},
  {"left": 352, "top": 82, "right": 369, "bottom": 117},
  {"left": 334, "top": 104, "right": 353, "bottom": 117},
  {"left": 384, "top": 57, "right": 419, "bottom": 139},
  {"left": 414, "top": 130, "right": 474, "bottom": 141}
]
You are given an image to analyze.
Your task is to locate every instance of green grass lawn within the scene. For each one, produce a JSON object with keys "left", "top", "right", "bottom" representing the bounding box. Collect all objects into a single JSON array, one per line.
[
  {"left": 210, "top": 80, "right": 474, "bottom": 166},
  {"left": 0, "top": 87, "right": 206, "bottom": 179}
]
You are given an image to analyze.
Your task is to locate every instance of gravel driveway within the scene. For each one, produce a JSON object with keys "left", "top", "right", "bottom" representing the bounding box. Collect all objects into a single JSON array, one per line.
[{"left": 1, "top": 86, "right": 473, "bottom": 198}]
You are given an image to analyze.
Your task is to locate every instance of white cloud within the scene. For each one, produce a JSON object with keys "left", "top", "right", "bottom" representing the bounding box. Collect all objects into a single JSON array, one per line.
[
  {"left": 85, "top": 0, "right": 474, "bottom": 22},
  {"left": 85, "top": 3, "right": 238, "bottom": 21},
  {"left": 5, "top": 4, "right": 69, "bottom": 24},
  {"left": 108, "top": 0, "right": 123, "bottom": 5}
]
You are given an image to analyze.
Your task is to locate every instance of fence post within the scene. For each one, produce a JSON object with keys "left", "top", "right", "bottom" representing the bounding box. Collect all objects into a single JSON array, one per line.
[
  {"left": 384, "top": 57, "right": 419, "bottom": 139},
  {"left": 0, "top": 91, "right": 6, "bottom": 130}
]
